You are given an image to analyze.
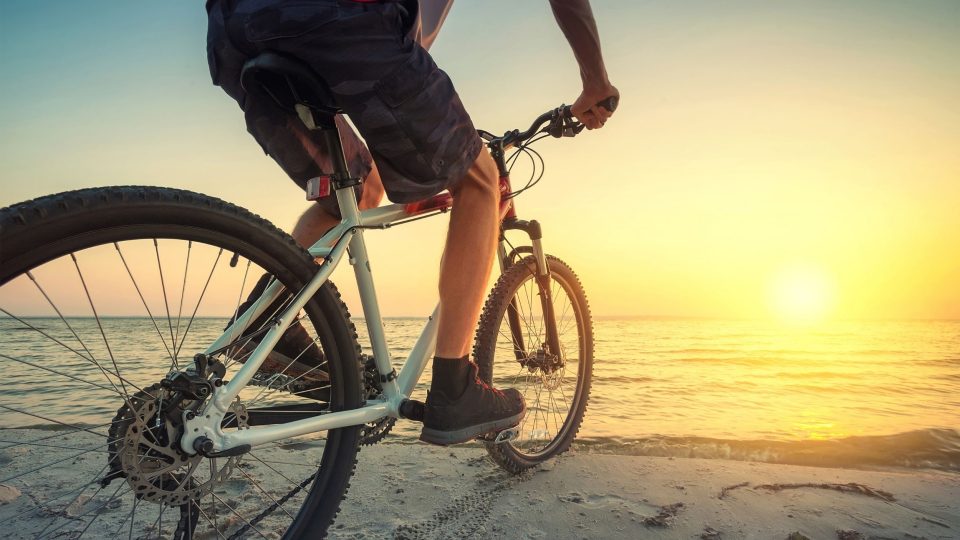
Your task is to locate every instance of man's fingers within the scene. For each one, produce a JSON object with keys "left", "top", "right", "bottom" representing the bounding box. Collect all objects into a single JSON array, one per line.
[
  {"left": 580, "top": 107, "right": 609, "bottom": 129},
  {"left": 577, "top": 110, "right": 599, "bottom": 129},
  {"left": 590, "top": 105, "right": 613, "bottom": 122}
]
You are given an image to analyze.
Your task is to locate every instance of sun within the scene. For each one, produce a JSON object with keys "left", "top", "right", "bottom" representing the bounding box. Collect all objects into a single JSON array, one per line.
[{"left": 769, "top": 264, "right": 836, "bottom": 324}]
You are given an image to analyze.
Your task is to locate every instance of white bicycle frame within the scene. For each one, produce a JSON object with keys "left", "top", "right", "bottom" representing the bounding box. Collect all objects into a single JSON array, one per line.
[{"left": 180, "top": 183, "right": 453, "bottom": 455}]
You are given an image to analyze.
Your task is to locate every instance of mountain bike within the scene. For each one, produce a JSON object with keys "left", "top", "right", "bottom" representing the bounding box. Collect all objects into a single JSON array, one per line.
[{"left": 0, "top": 51, "right": 611, "bottom": 538}]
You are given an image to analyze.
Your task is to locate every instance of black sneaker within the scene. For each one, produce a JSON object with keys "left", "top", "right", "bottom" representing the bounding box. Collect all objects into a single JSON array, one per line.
[
  {"left": 228, "top": 274, "right": 329, "bottom": 391},
  {"left": 420, "top": 362, "right": 526, "bottom": 446}
]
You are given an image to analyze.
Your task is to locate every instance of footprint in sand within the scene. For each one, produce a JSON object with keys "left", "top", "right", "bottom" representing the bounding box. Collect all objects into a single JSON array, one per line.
[
  {"left": 557, "top": 491, "right": 624, "bottom": 509},
  {"left": 558, "top": 491, "right": 685, "bottom": 527}
]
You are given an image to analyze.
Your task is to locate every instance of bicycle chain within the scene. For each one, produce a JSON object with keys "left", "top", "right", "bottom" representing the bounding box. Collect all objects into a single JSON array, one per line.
[
  {"left": 227, "top": 470, "right": 319, "bottom": 539},
  {"left": 225, "top": 355, "right": 388, "bottom": 536},
  {"left": 174, "top": 354, "right": 391, "bottom": 536},
  {"left": 359, "top": 354, "right": 396, "bottom": 446}
]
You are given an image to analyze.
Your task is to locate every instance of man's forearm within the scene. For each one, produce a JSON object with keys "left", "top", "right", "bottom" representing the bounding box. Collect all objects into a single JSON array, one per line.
[{"left": 548, "top": 0, "right": 609, "bottom": 88}]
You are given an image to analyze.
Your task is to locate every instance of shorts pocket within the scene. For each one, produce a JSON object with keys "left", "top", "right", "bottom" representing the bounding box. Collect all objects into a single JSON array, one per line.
[
  {"left": 373, "top": 52, "right": 463, "bottom": 182},
  {"left": 244, "top": 1, "right": 340, "bottom": 42}
]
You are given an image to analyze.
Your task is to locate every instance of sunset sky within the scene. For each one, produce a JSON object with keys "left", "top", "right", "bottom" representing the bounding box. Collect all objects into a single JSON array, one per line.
[{"left": 1, "top": 0, "right": 958, "bottom": 320}]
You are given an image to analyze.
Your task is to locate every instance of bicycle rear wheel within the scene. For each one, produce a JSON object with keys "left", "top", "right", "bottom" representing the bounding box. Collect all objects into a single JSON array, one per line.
[
  {"left": 0, "top": 186, "right": 362, "bottom": 539},
  {"left": 474, "top": 255, "right": 594, "bottom": 473}
]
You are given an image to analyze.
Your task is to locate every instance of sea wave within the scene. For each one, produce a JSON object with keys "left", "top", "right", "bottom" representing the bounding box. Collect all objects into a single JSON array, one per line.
[{"left": 571, "top": 428, "right": 960, "bottom": 471}]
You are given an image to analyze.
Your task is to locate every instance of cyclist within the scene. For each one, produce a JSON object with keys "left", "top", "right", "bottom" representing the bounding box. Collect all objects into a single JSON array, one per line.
[{"left": 205, "top": 0, "right": 618, "bottom": 445}]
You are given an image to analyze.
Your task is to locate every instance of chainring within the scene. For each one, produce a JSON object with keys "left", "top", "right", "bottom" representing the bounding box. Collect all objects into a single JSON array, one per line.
[{"left": 359, "top": 355, "right": 395, "bottom": 446}]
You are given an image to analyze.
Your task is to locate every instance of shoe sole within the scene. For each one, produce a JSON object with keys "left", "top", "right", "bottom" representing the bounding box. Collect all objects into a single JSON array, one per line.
[{"left": 419, "top": 410, "right": 526, "bottom": 446}]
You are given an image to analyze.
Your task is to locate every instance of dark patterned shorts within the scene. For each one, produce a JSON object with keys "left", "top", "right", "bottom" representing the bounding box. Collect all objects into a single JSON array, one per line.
[{"left": 206, "top": 0, "right": 483, "bottom": 215}]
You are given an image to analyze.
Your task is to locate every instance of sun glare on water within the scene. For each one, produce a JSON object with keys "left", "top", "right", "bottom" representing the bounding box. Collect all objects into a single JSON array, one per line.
[{"left": 769, "top": 265, "right": 836, "bottom": 325}]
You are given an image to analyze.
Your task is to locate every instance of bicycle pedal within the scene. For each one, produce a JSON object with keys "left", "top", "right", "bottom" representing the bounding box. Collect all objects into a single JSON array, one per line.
[
  {"left": 481, "top": 427, "right": 519, "bottom": 444},
  {"left": 398, "top": 399, "right": 425, "bottom": 422}
]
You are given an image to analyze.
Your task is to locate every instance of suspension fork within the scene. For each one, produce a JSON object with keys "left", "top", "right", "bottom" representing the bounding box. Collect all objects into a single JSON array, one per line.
[
  {"left": 498, "top": 238, "right": 527, "bottom": 362},
  {"left": 497, "top": 192, "right": 562, "bottom": 362}
]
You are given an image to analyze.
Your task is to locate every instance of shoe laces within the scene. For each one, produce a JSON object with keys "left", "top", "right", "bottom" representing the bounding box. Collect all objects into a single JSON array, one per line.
[{"left": 468, "top": 364, "right": 508, "bottom": 398}]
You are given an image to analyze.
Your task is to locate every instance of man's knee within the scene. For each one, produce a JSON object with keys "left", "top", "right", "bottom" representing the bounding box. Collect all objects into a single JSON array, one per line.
[
  {"left": 361, "top": 166, "right": 386, "bottom": 209},
  {"left": 452, "top": 150, "right": 499, "bottom": 202}
]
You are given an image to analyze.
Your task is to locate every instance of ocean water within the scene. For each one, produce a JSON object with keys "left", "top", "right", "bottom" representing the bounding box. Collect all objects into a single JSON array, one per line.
[{"left": 2, "top": 317, "right": 958, "bottom": 470}]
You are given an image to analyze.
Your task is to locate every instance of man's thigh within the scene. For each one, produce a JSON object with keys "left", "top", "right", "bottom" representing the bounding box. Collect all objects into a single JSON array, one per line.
[
  {"left": 207, "top": 0, "right": 369, "bottom": 218},
  {"left": 236, "top": 0, "right": 483, "bottom": 203}
]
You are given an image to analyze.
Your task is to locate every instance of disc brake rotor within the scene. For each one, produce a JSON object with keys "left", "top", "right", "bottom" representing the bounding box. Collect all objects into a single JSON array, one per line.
[{"left": 108, "top": 384, "right": 248, "bottom": 505}]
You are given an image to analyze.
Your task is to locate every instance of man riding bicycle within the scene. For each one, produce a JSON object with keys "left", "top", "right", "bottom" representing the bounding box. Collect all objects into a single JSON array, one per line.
[{"left": 205, "top": 0, "right": 618, "bottom": 445}]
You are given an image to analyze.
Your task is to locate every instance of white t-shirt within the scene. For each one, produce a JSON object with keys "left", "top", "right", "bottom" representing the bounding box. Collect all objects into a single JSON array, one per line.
[{"left": 407, "top": 0, "right": 454, "bottom": 50}]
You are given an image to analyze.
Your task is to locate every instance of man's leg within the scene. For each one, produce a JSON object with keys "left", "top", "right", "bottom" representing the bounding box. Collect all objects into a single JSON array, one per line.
[
  {"left": 435, "top": 150, "right": 500, "bottom": 358},
  {"left": 420, "top": 150, "right": 525, "bottom": 446}
]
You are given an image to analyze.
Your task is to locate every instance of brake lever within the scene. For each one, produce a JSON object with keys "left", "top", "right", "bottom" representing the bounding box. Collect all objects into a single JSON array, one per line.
[
  {"left": 561, "top": 115, "right": 583, "bottom": 138},
  {"left": 546, "top": 119, "right": 584, "bottom": 138}
]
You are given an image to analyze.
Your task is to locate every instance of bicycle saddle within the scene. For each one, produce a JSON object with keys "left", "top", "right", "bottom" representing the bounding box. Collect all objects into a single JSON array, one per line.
[{"left": 240, "top": 52, "right": 341, "bottom": 129}]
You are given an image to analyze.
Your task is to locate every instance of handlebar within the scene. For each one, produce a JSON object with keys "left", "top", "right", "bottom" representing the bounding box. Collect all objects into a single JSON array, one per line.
[{"left": 481, "top": 96, "right": 619, "bottom": 148}]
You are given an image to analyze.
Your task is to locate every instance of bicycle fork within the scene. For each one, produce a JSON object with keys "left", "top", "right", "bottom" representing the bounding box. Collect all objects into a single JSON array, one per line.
[{"left": 497, "top": 167, "right": 562, "bottom": 366}]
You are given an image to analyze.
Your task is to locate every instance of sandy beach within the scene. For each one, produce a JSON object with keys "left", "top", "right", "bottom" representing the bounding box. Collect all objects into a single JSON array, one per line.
[
  {"left": 332, "top": 444, "right": 959, "bottom": 539},
  {"left": 1, "top": 432, "right": 959, "bottom": 538}
]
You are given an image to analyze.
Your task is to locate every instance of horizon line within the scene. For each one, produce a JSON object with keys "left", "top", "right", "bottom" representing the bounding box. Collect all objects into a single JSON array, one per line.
[{"left": 3, "top": 315, "right": 958, "bottom": 323}]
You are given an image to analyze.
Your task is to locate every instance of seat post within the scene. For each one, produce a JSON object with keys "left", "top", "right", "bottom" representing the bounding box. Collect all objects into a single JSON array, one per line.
[
  {"left": 316, "top": 121, "right": 363, "bottom": 222},
  {"left": 319, "top": 125, "right": 351, "bottom": 180}
]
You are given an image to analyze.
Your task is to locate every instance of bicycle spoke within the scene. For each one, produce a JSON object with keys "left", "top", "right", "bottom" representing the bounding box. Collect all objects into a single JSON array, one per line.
[
  {"left": 68, "top": 484, "right": 130, "bottom": 540},
  {"left": 173, "top": 241, "right": 192, "bottom": 350},
  {"left": 255, "top": 452, "right": 318, "bottom": 482},
  {"left": 194, "top": 504, "right": 230, "bottom": 540},
  {"left": 110, "top": 494, "right": 137, "bottom": 540},
  {"left": 245, "top": 337, "right": 327, "bottom": 406},
  {"left": 0, "top": 403, "right": 111, "bottom": 438},
  {"left": 26, "top": 270, "right": 109, "bottom": 370},
  {"left": 71, "top": 253, "right": 134, "bottom": 405},
  {"left": 548, "top": 386, "right": 563, "bottom": 436},
  {"left": 114, "top": 242, "right": 177, "bottom": 369},
  {"left": 236, "top": 465, "right": 297, "bottom": 521},
  {"left": 174, "top": 247, "right": 223, "bottom": 360},
  {"left": 148, "top": 502, "right": 165, "bottom": 540},
  {"left": 208, "top": 490, "right": 269, "bottom": 539},
  {"left": 226, "top": 259, "right": 253, "bottom": 361},
  {"left": 0, "top": 352, "right": 121, "bottom": 396},
  {"left": 516, "top": 281, "right": 538, "bottom": 353},
  {"left": 522, "top": 280, "right": 538, "bottom": 351},
  {"left": 0, "top": 418, "right": 124, "bottom": 453},
  {"left": 0, "top": 438, "right": 116, "bottom": 452},
  {"left": 221, "top": 288, "right": 296, "bottom": 372},
  {"left": 0, "top": 309, "right": 147, "bottom": 399},
  {"left": 34, "top": 482, "right": 123, "bottom": 540},
  {"left": 153, "top": 239, "right": 178, "bottom": 364},
  {"left": 0, "top": 461, "right": 109, "bottom": 530},
  {"left": 0, "top": 438, "right": 115, "bottom": 485},
  {"left": 210, "top": 458, "right": 219, "bottom": 533}
]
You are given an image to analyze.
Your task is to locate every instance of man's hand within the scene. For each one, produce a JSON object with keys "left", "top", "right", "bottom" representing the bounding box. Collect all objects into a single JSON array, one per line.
[{"left": 571, "top": 83, "right": 619, "bottom": 130}]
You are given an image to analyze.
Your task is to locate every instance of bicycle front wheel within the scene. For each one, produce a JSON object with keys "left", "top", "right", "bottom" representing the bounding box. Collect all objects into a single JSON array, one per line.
[
  {"left": 0, "top": 187, "right": 362, "bottom": 539},
  {"left": 474, "top": 255, "right": 594, "bottom": 473}
]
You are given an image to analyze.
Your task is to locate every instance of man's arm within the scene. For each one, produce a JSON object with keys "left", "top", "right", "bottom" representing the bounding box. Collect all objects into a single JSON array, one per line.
[{"left": 548, "top": 0, "right": 619, "bottom": 129}]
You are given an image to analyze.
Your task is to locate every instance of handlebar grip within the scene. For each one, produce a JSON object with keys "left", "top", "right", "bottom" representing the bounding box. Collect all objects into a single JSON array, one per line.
[
  {"left": 561, "top": 96, "right": 619, "bottom": 119},
  {"left": 597, "top": 95, "right": 619, "bottom": 113}
]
